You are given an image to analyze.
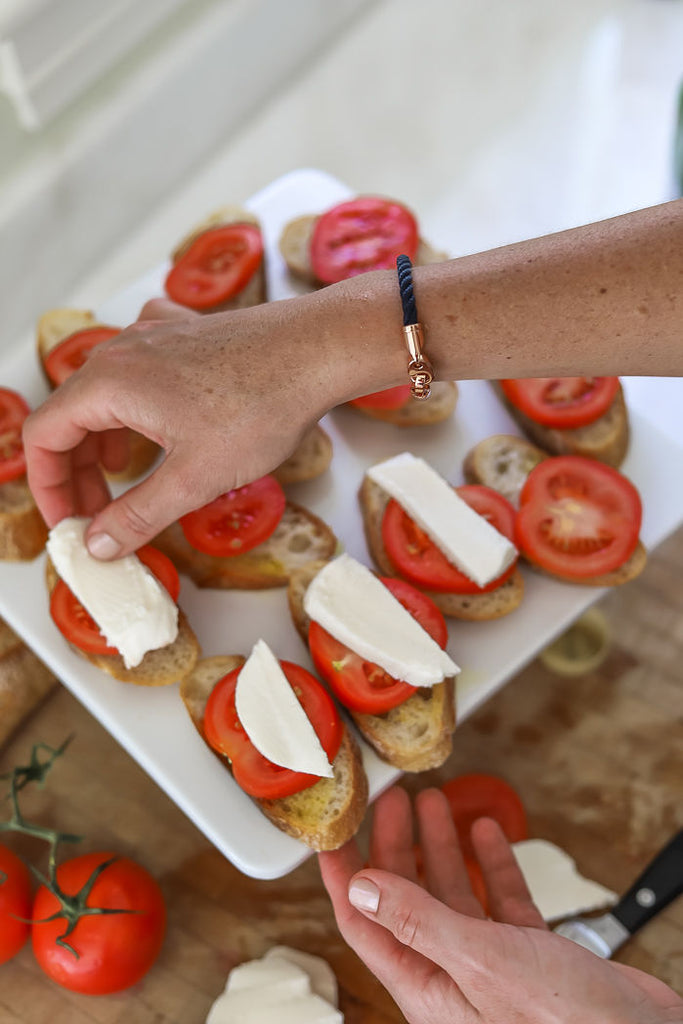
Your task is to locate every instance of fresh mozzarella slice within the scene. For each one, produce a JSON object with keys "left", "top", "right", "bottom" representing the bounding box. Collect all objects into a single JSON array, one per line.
[
  {"left": 47, "top": 516, "right": 178, "bottom": 668},
  {"left": 226, "top": 956, "right": 310, "bottom": 997},
  {"left": 207, "top": 990, "right": 342, "bottom": 1024},
  {"left": 235, "top": 640, "right": 334, "bottom": 778},
  {"left": 367, "top": 452, "right": 517, "bottom": 587},
  {"left": 512, "top": 839, "right": 618, "bottom": 923},
  {"left": 304, "top": 554, "right": 458, "bottom": 688},
  {"left": 264, "top": 947, "right": 338, "bottom": 1008}
]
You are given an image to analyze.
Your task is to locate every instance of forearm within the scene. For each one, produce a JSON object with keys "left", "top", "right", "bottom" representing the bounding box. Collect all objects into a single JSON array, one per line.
[{"left": 308, "top": 197, "right": 683, "bottom": 405}]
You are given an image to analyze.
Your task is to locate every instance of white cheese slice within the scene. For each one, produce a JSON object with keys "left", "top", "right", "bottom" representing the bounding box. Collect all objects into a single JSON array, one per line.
[
  {"left": 367, "top": 452, "right": 517, "bottom": 587},
  {"left": 207, "top": 990, "right": 342, "bottom": 1024},
  {"left": 235, "top": 640, "right": 334, "bottom": 778},
  {"left": 304, "top": 554, "right": 459, "bottom": 688},
  {"left": 512, "top": 839, "right": 618, "bottom": 923},
  {"left": 46, "top": 516, "right": 178, "bottom": 669},
  {"left": 264, "top": 947, "right": 338, "bottom": 1008},
  {"left": 226, "top": 956, "right": 310, "bottom": 996}
]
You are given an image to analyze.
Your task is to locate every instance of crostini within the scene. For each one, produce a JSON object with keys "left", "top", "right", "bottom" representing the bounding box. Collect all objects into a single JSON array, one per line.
[
  {"left": 493, "top": 377, "right": 629, "bottom": 467},
  {"left": 36, "top": 309, "right": 160, "bottom": 482},
  {"left": 152, "top": 474, "right": 337, "bottom": 589},
  {"left": 0, "top": 386, "right": 47, "bottom": 560},
  {"left": 464, "top": 439, "right": 646, "bottom": 586},
  {"left": 359, "top": 452, "right": 524, "bottom": 621},
  {"left": 165, "top": 205, "right": 266, "bottom": 313},
  {"left": 46, "top": 517, "right": 199, "bottom": 686},
  {"left": 288, "top": 555, "right": 458, "bottom": 772},
  {"left": 180, "top": 641, "right": 368, "bottom": 851},
  {"left": 279, "top": 195, "right": 458, "bottom": 426}
]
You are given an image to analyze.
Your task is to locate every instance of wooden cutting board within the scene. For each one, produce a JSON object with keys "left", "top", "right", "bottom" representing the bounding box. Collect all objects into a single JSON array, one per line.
[{"left": 1, "top": 527, "right": 681, "bottom": 1023}]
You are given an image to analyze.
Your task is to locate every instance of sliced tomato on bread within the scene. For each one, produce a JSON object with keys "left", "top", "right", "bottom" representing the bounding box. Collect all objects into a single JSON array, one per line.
[
  {"left": 179, "top": 475, "right": 286, "bottom": 557},
  {"left": 44, "top": 327, "right": 121, "bottom": 387},
  {"left": 165, "top": 222, "right": 263, "bottom": 310},
  {"left": 499, "top": 377, "right": 619, "bottom": 429},
  {"left": 309, "top": 197, "right": 419, "bottom": 284},
  {"left": 0, "top": 387, "right": 31, "bottom": 484}
]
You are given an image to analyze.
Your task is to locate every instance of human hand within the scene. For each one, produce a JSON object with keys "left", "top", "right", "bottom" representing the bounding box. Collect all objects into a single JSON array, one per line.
[
  {"left": 319, "top": 786, "right": 683, "bottom": 1024},
  {"left": 23, "top": 295, "right": 345, "bottom": 559}
]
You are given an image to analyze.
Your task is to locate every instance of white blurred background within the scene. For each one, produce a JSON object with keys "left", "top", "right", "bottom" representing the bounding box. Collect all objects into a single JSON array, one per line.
[{"left": 1, "top": 0, "right": 681, "bottom": 352}]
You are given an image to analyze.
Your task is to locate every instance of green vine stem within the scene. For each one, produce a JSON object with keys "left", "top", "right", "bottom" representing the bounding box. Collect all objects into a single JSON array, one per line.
[{"left": 1, "top": 737, "right": 138, "bottom": 959}]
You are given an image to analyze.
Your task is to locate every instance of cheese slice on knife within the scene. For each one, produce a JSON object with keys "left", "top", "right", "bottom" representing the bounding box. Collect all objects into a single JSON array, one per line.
[
  {"left": 512, "top": 839, "right": 617, "bottom": 923},
  {"left": 235, "top": 640, "right": 334, "bottom": 778},
  {"left": 367, "top": 452, "right": 517, "bottom": 587},
  {"left": 304, "top": 554, "right": 459, "bottom": 688}
]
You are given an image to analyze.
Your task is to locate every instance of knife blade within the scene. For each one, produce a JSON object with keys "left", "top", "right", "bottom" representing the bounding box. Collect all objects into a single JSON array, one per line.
[{"left": 553, "top": 828, "right": 683, "bottom": 957}]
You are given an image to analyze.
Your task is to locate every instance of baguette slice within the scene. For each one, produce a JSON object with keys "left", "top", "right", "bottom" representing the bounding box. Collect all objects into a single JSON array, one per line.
[
  {"left": 350, "top": 381, "right": 459, "bottom": 427},
  {"left": 463, "top": 434, "right": 547, "bottom": 507},
  {"left": 463, "top": 435, "right": 647, "bottom": 587},
  {"left": 45, "top": 558, "right": 200, "bottom": 686},
  {"left": 287, "top": 561, "right": 456, "bottom": 771},
  {"left": 169, "top": 206, "right": 266, "bottom": 312},
  {"left": 271, "top": 425, "right": 333, "bottom": 486},
  {"left": 279, "top": 214, "right": 448, "bottom": 287},
  {"left": 492, "top": 381, "right": 630, "bottom": 468},
  {"left": 36, "top": 308, "right": 160, "bottom": 482},
  {"left": 0, "top": 476, "right": 48, "bottom": 560},
  {"left": 0, "top": 616, "right": 59, "bottom": 749},
  {"left": 153, "top": 502, "right": 337, "bottom": 589},
  {"left": 279, "top": 209, "right": 457, "bottom": 427},
  {"left": 180, "top": 654, "right": 368, "bottom": 850},
  {"left": 359, "top": 476, "right": 524, "bottom": 621}
]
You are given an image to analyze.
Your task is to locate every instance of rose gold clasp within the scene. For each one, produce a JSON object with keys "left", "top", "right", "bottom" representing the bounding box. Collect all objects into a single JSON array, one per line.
[{"left": 403, "top": 323, "right": 433, "bottom": 400}]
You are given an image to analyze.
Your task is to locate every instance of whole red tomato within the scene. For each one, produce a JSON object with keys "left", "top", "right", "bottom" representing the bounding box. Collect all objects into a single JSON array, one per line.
[
  {"left": 0, "top": 844, "right": 32, "bottom": 964},
  {"left": 31, "top": 851, "right": 166, "bottom": 994}
]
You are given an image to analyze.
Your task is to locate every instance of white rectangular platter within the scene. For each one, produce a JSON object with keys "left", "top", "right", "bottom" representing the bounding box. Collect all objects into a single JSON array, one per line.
[{"left": 1, "top": 168, "right": 682, "bottom": 879}]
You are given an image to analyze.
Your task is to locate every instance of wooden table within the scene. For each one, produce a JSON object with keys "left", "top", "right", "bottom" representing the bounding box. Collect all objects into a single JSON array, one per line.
[{"left": 1, "top": 527, "right": 682, "bottom": 1023}]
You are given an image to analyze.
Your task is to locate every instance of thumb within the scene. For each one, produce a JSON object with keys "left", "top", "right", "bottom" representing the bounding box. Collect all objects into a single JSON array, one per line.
[
  {"left": 348, "top": 869, "right": 491, "bottom": 980},
  {"left": 84, "top": 452, "right": 204, "bottom": 558}
]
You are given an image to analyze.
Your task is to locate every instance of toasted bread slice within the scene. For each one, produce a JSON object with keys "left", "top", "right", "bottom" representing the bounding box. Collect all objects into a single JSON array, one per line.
[
  {"left": 170, "top": 206, "right": 266, "bottom": 312},
  {"left": 153, "top": 502, "right": 337, "bottom": 589},
  {"left": 463, "top": 435, "right": 646, "bottom": 587},
  {"left": 180, "top": 654, "right": 368, "bottom": 850},
  {"left": 271, "top": 425, "right": 333, "bottom": 486},
  {"left": 0, "top": 616, "right": 59, "bottom": 749},
  {"left": 279, "top": 213, "right": 448, "bottom": 287},
  {"left": 463, "top": 434, "right": 547, "bottom": 506},
  {"left": 0, "top": 477, "right": 48, "bottom": 560},
  {"left": 492, "top": 381, "right": 630, "bottom": 468},
  {"left": 288, "top": 561, "right": 456, "bottom": 771},
  {"left": 45, "top": 558, "right": 200, "bottom": 686},
  {"left": 36, "top": 309, "right": 160, "bottom": 482},
  {"left": 350, "top": 381, "right": 459, "bottom": 427},
  {"left": 358, "top": 476, "right": 524, "bottom": 621}
]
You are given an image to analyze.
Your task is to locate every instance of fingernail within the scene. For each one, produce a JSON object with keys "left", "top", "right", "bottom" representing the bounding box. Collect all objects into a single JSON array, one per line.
[
  {"left": 349, "top": 878, "right": 380, "bottom": 914},
  {"left": 87, "top": 532, "right": 121, "bottom": 560}
]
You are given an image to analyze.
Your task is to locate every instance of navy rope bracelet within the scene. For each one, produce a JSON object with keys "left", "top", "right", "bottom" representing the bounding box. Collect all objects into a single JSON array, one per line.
[{"left": 396, "top": 254, "right": 433, "bottom": 400}]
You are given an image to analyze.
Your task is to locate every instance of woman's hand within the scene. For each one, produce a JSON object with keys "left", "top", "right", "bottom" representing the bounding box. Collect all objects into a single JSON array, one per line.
[
  {"left": 23, "top": 296, "right": 345, "bottom": 559},
  {"left": 319, "top": 786, "right": 683, "bottom": 1024}
]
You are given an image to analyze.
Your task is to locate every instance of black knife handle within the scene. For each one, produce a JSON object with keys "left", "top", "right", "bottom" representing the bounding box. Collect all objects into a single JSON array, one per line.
[{"left": 612, "top": 829, "right": 683, "bottom": 934}]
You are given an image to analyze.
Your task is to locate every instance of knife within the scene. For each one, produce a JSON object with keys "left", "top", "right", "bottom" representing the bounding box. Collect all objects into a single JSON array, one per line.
[{"left": 553, "top": 828, "right": 683, "bottom": 958}]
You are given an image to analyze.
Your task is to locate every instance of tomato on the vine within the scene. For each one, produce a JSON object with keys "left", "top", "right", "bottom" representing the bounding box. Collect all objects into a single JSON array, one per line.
[
  {"left": 0, "top": 844, "right": 32, "bottom": 965},
  {"left": 31, "top": 851, "right": 166, "bottom": 995}
]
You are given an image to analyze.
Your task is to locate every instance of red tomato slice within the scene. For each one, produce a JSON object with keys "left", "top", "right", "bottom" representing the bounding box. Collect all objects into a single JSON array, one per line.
[
  {"left": 0, "top": 387, "right": 31, "bottom": 484},
  {"left": 516, "top": 456, "right": 641, "bottom": 580},
  {"left": 308, "top": 577, "right": 449, "bottom": 714},
  {"left": 350, "top": 384, "right": 413, "bottom": 411},
  {"left": 32, "top": 851, "right": 166, "bottom": 994},
  {"left": 310, "top": 197, "right": 419, "bottom": 284},
  {"left": 203, "top": 660, "right": 343, "bottom": 799},
  {"left": 165, "top": 223, "right": 263, "bottom": 310},
  {"left": 441, "top": 773, "right": 528, "bottom": 860},
  {"left": 50, "top": 546, "right": 180, "bottom": 656},
  {"left": 179, "top": 475, "right": 286, "bottom": 557},
  {"left": 0, "top": 844, "right": 32, "bottom": 965},
  {"left": 382, "top": 484, "right": 518, "bottom": 594},
  {"left": 44, "top": 327, "right": 121, "bottom": 387},
  {"left": 499, "top": 377, "right": 619, "bottom": 429}
]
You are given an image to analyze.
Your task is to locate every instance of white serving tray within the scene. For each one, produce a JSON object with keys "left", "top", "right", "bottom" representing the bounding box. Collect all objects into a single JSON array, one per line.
[{"left": 1, "top": 168, "right": 682, "bottom": 879}]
